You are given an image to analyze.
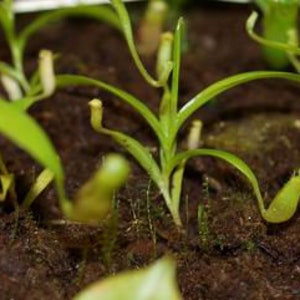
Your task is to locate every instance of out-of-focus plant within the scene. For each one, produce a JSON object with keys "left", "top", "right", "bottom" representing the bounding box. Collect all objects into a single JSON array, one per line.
[
  {"left": 0, "top": 99, "right": 130, "bottom": 223},
  {"left": 0, "top": 0, "right": 120, "bottom": 106},
  {"left": 137, "top": 0, "right": 169, "bottom": 56},
  {"left": 57, "top": 0, "right": 300, "bottom": 228},
  {"left": 250, "top": 0, "right": 299, "bottom": 69},
  {"left": 73, "top": 256, "right": 182, "bottom": 300},
  {"left": 0, "top": 0, "right": 123, "bottom": 208}
]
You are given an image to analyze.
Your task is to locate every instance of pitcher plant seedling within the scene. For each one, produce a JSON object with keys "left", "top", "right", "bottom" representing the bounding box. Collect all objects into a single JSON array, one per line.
[
  {"left": 0, "top": 99, "right": 130, "bottom": 224},
  {"left": 0, "top": 0, "right": 123, "bottom": 206},
  {"left": 56, "top": 0, "right": 300, "bottom": 228},
  {"left": 250, "top": 0, "right": 299, "bottom": 70}
]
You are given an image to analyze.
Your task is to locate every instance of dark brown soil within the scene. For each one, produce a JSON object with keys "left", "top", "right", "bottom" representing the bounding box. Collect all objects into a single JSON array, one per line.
[{"left": 1, "top": 2, "right": 300, "bottom": 299}]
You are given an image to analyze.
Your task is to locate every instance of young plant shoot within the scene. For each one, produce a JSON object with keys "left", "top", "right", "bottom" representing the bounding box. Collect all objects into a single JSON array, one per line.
[
  {"left": 56, "top": 0, "right": 300, "bottom": 227},
  {"left": 0, "top": 0, "right": 123, "bottom": 206},
  {"left": 0, "top": 0, "right": 121, "bottom": 107},
  {"left": 251, "top": 0, "right": 299, "bottom": 69},
  {"left": 0, "top": 99, "right": 130, "bottom": 224}
]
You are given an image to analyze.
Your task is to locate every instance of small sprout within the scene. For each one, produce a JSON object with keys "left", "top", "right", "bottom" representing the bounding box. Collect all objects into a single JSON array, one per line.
[
  {"left": 1, "top": 74, "right": 23, "bottom": 101},
  {"left": 138, "top": 0, "right": 168, "bottom": 56},
  {"left": 197, "top": 203, "right": 209, "bottom": 249},
  {"left": 69, "top": 154, "right": 130, "bottom": 225},
  {"left": 74, "top": 256, "right": 182, "bottom": 300},
  {"left": 39, "top": 49, "right": 55, "bottom": 96}
]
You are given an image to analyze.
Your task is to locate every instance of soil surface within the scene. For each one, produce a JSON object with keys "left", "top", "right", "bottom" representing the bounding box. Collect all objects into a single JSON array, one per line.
[{"left": 1, "top": 2, "right": 300, "bottom": 300}]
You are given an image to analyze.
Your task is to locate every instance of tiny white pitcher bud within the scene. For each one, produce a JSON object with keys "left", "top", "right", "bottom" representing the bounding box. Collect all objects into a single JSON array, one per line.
[
  {"left": 156, "top": 32, "right": 174, "bottom": 80},
  {"left": 187, "top": 120, "right": 203, "bottom": 150},
  {"left": 89, "top": 99, "right": 103, "bottom": 132},
  {"left": 1, "top": 74, "right": 23, "bottom": 101},
  {"left": 39, "top": 50, "right": 55, "bottom": 96},
  {"left": 138, "top": 0, "right": 168, "bottom": 56}
]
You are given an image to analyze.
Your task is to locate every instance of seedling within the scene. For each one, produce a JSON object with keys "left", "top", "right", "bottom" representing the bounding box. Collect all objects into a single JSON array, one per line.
[
  {"left": 74, "top": 256, "right": 182, "bottom": 300},
  {"left": 0, "top": 98, "right": 130, "bottom": 223},
  {"left": 250, "top": 0, "right": 299, "bottom": 69},
  {"left": 0, "top": 0, "right": 121, "bottom": 107},
  {"left": 0, "top": 0, "right": 124, "bottom": 207},
  {"left": 57, "top": 0, "right": 300, "bottom": 227}
]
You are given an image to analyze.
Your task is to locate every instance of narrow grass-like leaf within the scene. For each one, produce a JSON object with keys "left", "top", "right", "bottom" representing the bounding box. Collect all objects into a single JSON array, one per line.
[
  {"left": 170, "top": 18, "right": 184, "bottom": 115},
  {"left": 171, "top": 149, "right": 265, "bottom": 215},
  {"left": 74, "top": 256, "right": 182, "bottom": 300},
  {"left": 89, "top": 100, "right": 162, "bottom": 189},
  {"left": 171, "top": 149, "right": 300, "bottom": 222},
  {"left": 18, "top": 6, "right": 121, "bottom": 54},
  {"left": 56, "top": 74, "right": 163, "bottom": 141},
  {"left": 176, "top": 71, "right": 300, "bottom": 131},
  {"left": 110, "top": 0, "right": 167, "bottom": 87}
]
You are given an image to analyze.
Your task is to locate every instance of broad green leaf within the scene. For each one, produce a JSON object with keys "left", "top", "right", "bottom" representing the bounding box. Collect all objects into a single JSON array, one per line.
[
  {"left": 0, "top": 99, "right": 64, "bottom": 181},
  {"left": 56, "top": 74, "right": 163, "bottom": 142},
  {"left": 74, "top": 256, "right": 182, "bottom": 300},
  {"left": 176, "top": 71, "right": 300, "bottom": 132}
]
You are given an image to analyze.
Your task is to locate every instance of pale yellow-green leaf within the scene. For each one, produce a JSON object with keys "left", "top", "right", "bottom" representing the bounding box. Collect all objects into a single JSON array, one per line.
[{"left": 74, "top": 257, "right": 182, "bottom": 300}]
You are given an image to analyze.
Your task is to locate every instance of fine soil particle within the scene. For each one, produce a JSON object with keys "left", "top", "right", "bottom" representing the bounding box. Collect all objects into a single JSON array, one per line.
[{"left": 1, "top": 2, "right": 300, "bottom": 300}]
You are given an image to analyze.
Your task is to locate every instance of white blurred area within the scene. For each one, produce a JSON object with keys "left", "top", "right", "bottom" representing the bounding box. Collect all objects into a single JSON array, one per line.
[{"left": 13, "top": 0, "right": 139, "bottom": 13}]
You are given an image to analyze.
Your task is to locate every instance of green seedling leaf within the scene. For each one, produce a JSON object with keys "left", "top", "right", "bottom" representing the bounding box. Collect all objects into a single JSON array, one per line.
[
  {"left": 70, "top": 153, "right": 130, "bottom": 224},
  {"left": 74, "top": 256, "right": 182, "bottom": 300},
  {"left": 0, "top": 173, "right": 14, "bottom": 201},
  {"left": 172, "top": 149, "right": 300, "bottom": 223},
  {"left": 22, "top": 168, "right": 54, "bottom": 209},
  {"left": 263, "top": 172, "right": 300, "bottom": 223},
  {"left": 110, "top": 0, "right": 171, "bottom": 87},
  {"left": 89, "top": 99, "right": 163, "bottom": 189},
  {"left": 254, "top": 0, "right": 299, "bottom": 69},
  {"left": 18, "top": 6, "right": 121, "bottom": 54},
  {"left": 171, "top": 148, "right": 264, "bottom": 214},
  {"left": 0, "top": 99, "right": 64, "bottom": 182},
  {"left": 56, "top": 75, "right": 163, "bottom": 142},
  {"left": 177, "top": 71, "right": 300, "bottom": 132},
  {"left": 170, "top": 18, "right": 184, "bottom": 115}
]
